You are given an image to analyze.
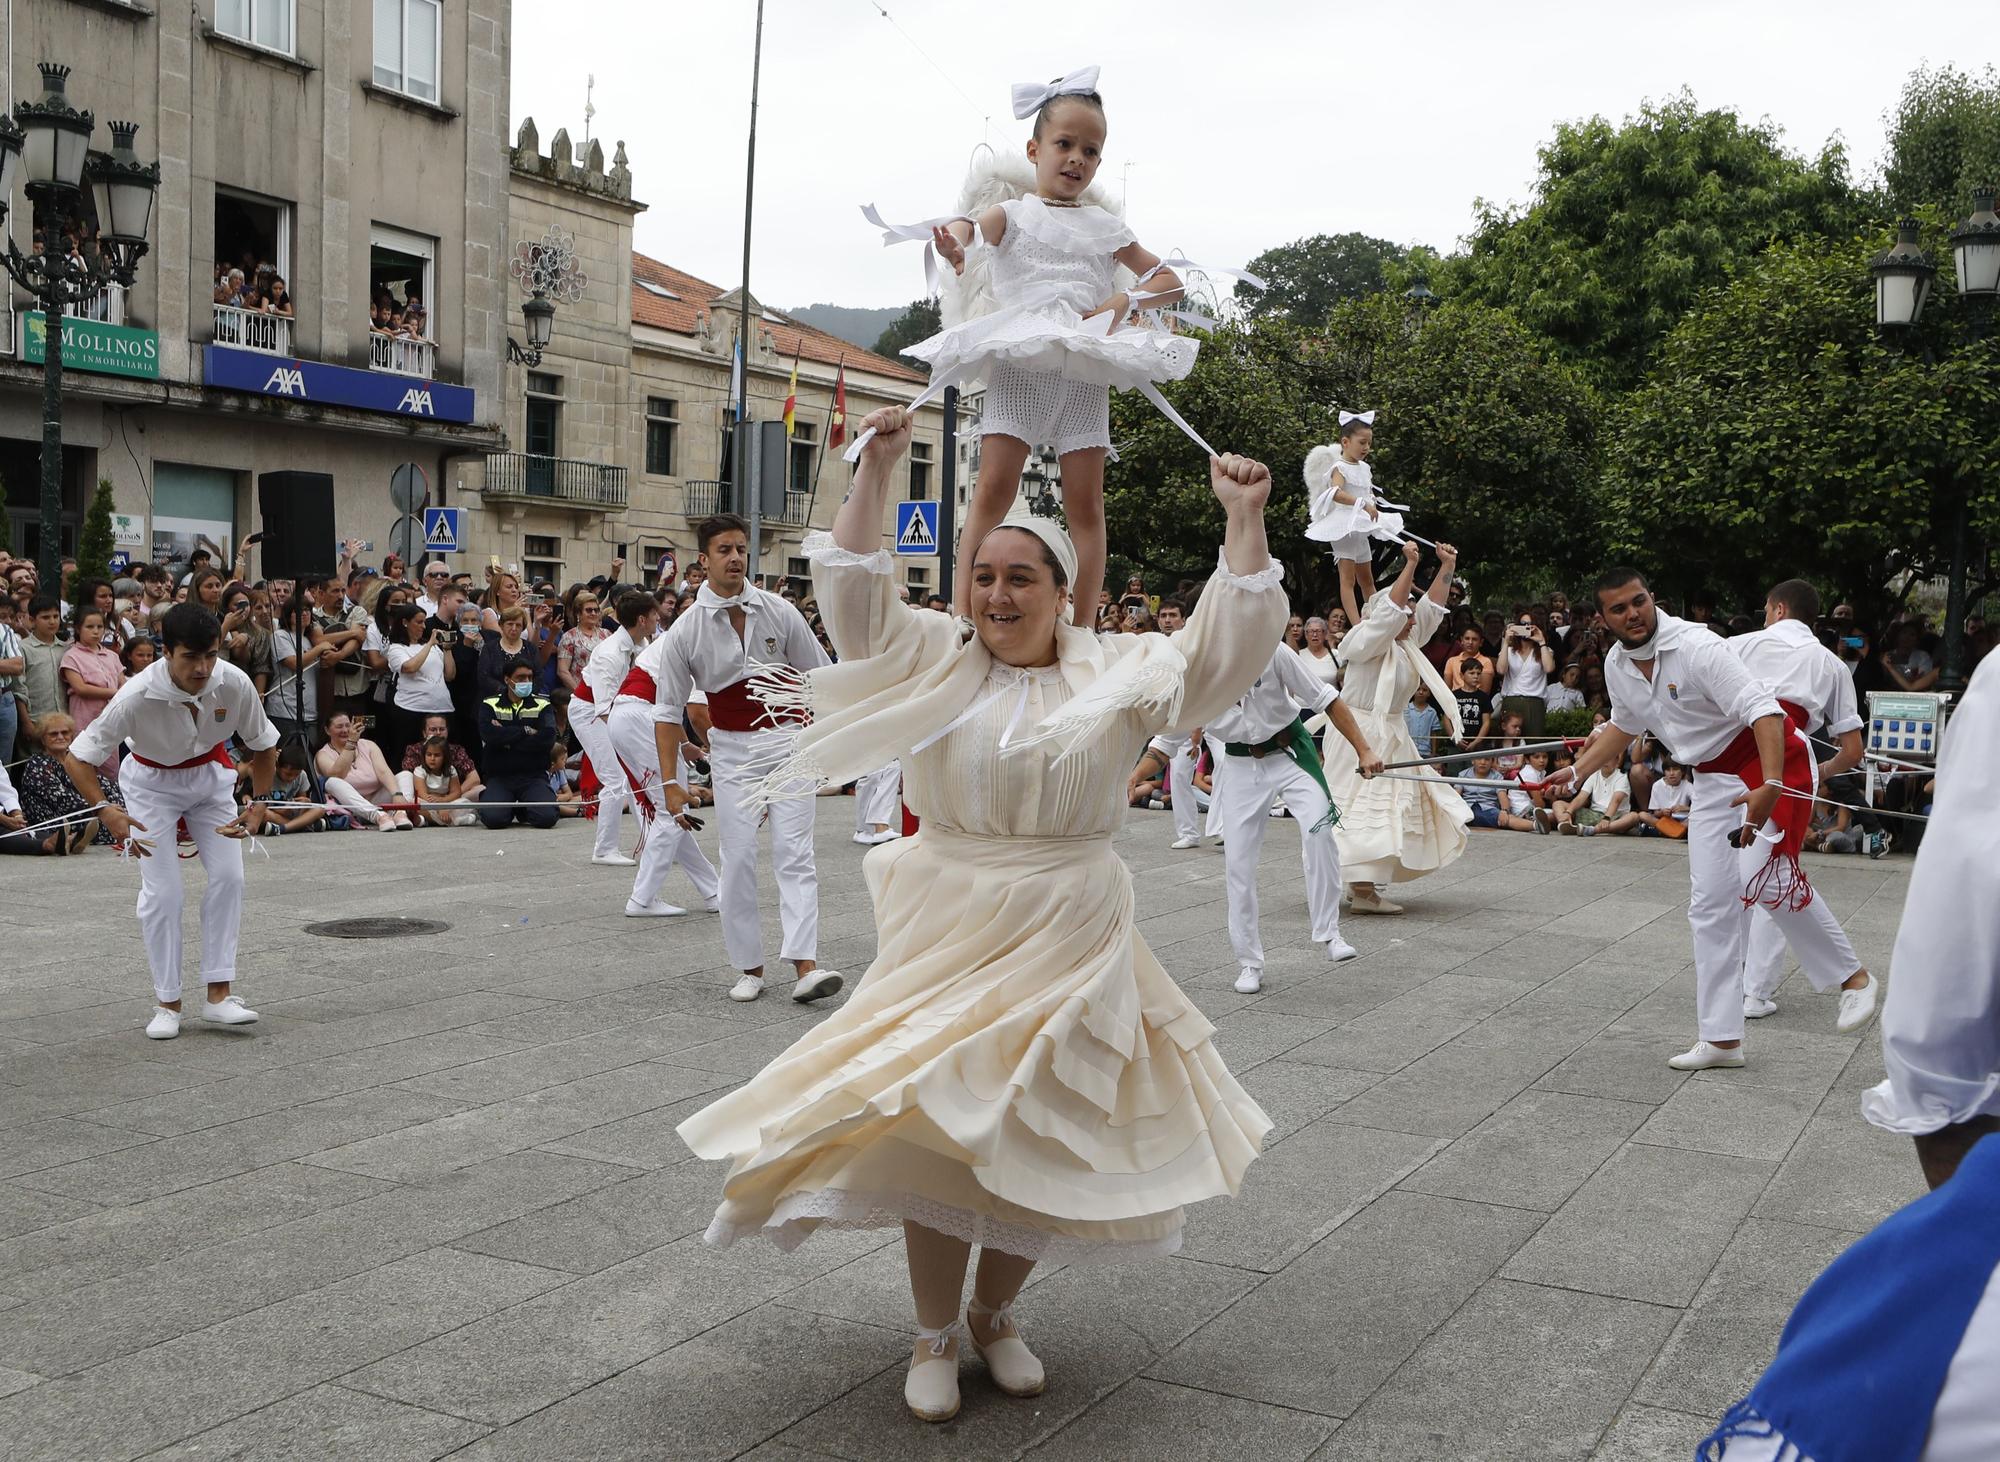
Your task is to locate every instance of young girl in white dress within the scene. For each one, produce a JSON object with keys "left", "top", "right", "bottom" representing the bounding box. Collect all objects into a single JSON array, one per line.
[
  {"left": 1304, "top": 413, "right": 1404, "bottom": 626},
  {"left": 865, "top": 68, "right": 1207, "bottom": 628}
]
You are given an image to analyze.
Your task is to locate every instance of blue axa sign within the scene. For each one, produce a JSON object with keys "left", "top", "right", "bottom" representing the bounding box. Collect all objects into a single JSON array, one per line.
[{"left": 204, "top": 345, "right": 475, "bottom": 424}]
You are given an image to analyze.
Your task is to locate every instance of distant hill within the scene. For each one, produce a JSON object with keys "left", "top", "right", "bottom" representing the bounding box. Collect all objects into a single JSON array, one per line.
[{"left": 789, "top": 303, "right": 905, "bottom": 352}]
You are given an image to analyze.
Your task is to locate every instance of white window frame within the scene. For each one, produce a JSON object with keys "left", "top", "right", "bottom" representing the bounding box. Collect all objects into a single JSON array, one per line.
[
  {"left": 373, "top": 0, "right": 443, "bottom": 103},
  {"left": 217, "top": 184, "right": 293, "bottom": 280},
  {"left": 369, "top": 221, "right": 436, "bottom": 337},
  {"left": 644, "top": 397, "right": 680, "bottom": 477},
  {"left": 216, "top": 0, "right": 297, "bottom": 57}
]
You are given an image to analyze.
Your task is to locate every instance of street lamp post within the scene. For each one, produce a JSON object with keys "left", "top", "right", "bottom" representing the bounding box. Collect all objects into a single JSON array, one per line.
[
  {"left": 0, "top": 63, "right": 159, "bottom": 582},
  {"left": 1868, "top": 199, "right": 1999, "bottom": 696}
]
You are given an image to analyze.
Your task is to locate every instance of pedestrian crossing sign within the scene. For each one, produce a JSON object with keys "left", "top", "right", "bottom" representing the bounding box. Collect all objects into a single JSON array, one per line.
[
  {"left": 895, "top": 500, "right": 939, "bottom": 556},
  {"left": 422, "top": 506, "right": 462, "bottom": 553}
]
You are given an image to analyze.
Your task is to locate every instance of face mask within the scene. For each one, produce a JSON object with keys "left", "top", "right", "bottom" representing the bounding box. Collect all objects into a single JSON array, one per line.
[{"left": 510, "top": 683, "right": 532, "bottom": 699}]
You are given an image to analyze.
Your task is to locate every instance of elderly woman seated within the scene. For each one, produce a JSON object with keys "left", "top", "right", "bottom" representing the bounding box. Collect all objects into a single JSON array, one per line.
[{"left": 15, "top": 713, "right": 127, "bottom": 852}]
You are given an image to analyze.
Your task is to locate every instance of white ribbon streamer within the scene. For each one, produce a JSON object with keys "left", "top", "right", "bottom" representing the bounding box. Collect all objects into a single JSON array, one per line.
[
  {"left": 859, "top": 203, "right": 976, "bottom": 301},
  {"left": 1010, "top": 66, "right": 1102, "bottom": 120}
]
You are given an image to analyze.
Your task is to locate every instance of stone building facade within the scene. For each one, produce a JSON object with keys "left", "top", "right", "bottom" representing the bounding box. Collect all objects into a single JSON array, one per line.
[{"left": 1, "top": 0, "right": 509, "bottom": 570}]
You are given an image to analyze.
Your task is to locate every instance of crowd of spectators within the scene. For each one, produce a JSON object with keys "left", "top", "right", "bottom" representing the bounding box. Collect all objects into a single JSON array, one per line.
[
  {"left": 368, "top": 285, "right": 430, "bottom": 342},
  {"left": 212, "top": 253, "right": 295, "bottom": 320}
]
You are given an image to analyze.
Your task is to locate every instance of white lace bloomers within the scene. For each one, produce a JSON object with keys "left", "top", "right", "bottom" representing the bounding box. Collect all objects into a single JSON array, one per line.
[{"left": 676, "top": 533, "right": 1287, "bottom": 1263}]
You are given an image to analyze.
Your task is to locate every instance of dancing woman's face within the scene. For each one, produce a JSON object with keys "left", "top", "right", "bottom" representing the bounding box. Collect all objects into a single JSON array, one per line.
[{"left": 970, "top": 528, "right": 1066, "bottom": 669}]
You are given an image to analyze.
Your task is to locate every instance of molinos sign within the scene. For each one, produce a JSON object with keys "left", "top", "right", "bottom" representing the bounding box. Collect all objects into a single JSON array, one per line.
[
  {"left": 203, "top": 345, "right": 475, "bottom": 424},
  {"left": 24, "top": 313, "right": 161, "bottom": 380}
]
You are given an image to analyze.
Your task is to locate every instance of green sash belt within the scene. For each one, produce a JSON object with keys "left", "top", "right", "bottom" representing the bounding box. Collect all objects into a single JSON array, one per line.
[{"left": 1223, "top": 717, "right": 1340, "bottom": 833}]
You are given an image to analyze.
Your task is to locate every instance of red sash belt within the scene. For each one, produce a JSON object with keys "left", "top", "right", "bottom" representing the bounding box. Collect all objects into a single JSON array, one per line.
[
  {"left": 616, "top": 667, "right": 658, "bottom": 701},
  {"left": 1697, "top": 701, "right": 1814, "bottom": 911},
  {"left": 706, "top": 677, "right": 805, "bottom": 734},
  {"left": 132, "top": 742, "right": 234, "bottom": 772},
  {"left": 571, "top": 681, "right": 593, "bottom": 705}
]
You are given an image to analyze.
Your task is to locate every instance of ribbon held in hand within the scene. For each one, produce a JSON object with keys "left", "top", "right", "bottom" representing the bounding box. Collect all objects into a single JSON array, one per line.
[
  {"left": 859, "top": 203, "right": 977, "bottom": 301},
  {"left": 1011, "top": 66, "right": 1102, "bottom": 120}
]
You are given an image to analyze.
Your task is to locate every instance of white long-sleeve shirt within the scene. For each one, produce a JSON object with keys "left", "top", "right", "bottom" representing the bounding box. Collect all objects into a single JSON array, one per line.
[
  {"left": 1207, "top": 645, "right": 1338, "bottom": 745},
  {"left": 69, "top": 658, "right": 279, "bottom": 767},
  {"left": 1728, "top": 617, "right": 1863, "bottom": 737},
  {"left": 580, "top": 625, "right": 639, "bottom": 707},
  {"left": 1605, "top": 612, "right": 1782, "bottom": 766},
  {"left": 651, "top": 585, "right": 828, "bottom": 724}
]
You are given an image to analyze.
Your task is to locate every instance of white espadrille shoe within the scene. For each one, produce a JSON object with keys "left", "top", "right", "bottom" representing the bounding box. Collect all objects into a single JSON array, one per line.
[
  {"left": 905, "top": 1321, "right": 961, "bottom": 1423},
  {"left": 968, "top": 1299, "right": 1045, "bottom": 1398}
]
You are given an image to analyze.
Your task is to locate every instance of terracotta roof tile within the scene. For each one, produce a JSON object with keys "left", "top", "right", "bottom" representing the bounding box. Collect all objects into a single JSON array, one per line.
[{"left": 632, "top": 252, "right": 926, "bottom": 385}]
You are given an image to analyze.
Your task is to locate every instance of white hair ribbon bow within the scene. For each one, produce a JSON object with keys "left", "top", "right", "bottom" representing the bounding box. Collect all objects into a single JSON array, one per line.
[
  {"left": 1011, "top": 66, "right": 1102, "bottom": 120},
  {"left": 859, "top": 203, "right": 977, "bottom": 302},
  {"left": 1339, "top": 410, "right": 1377, "bottom": 427}
]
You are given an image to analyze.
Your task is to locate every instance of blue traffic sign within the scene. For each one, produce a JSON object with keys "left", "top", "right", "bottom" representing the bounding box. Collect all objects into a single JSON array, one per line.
[
  {"left": 894, "top": 500, "right": 939, "bottom": 556},
  {"left": 423, "top": 506, "right": 462, "bottom": 553}
]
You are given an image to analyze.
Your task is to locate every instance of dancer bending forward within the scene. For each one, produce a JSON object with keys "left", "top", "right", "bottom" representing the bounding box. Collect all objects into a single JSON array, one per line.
[
  {"left": 1323, "top": 540, "right": 1471, "bottom": 914},
  {"left": 679, "top": 408, "right": 1285, "bottom": 1423}
]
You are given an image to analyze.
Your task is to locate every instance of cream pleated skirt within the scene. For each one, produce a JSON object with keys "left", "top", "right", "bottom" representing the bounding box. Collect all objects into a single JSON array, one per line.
[
  {"left": 677, "top": 825, "right": 1272, "bottom": 1264},
  {"left": 1323, "top": 709, "right": 1473, "bottom": 885}
]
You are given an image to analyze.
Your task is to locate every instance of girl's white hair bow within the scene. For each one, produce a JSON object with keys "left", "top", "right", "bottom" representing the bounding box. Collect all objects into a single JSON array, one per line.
[
  {"left": 1011, "top": 66, "right": 1102, "bottom": 120},
  {"left": 1339, "top": 409, "right": 1377, "bottom": 426}
]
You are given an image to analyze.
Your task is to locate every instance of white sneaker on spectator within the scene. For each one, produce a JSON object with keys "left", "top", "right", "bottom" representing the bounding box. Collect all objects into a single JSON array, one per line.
[
  {"left": 145, "top": 1006, "right": 180, "bottom": 1040},
  {"left": 624, "top": 899, "right": 688, "bottom": 918},
  {"left": 591, "top": 851, "right": 638, "bottom": 866},
  {"left": 1233, "top": 967, "right": 1262, "bottom": 994},
  {"left": 1743, "top": 995, "right": 1779, "bottom": 1019},
  {"left": 1667, "top": 1041, "right": 1744, "bottom": 1071},
  {"left": 1169, "top": 835, "right": 1201, "bottom": 850},
  {"left": 792, "top": 969, "right": 844, "bottom": 1003},
  {"left": 729, "top": 974, "right": 765, "bottom": 1002},
  {"left": 201, "top": 995, "right": 258, "bottom": 1026},
  {"left": 1327, "top": 938, "right": 1360, "bottom": 963},
  {"left": 1836, "top": 974, "right": 1879, "bottom": 1034}
]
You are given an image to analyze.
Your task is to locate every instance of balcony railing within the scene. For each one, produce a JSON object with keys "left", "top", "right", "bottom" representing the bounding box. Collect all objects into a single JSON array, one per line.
[
  {"left": 680, "top": 479, "right": 814, "bottom": 525},
  {"left": 369, "top": 332, "right": 436, "bottom": 378},
  {"left": 483, "top": 452, "right": 628, "bottom": 510},
  {"left": 73, "top": 283, "right": 127, "bottom": 325},
  {"left": 213, "top": 303, "right": 292, "bottom": 355}
]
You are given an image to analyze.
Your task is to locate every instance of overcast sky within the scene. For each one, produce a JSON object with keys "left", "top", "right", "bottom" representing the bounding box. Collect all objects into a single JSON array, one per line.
[{"left": 510, "top": 1, "right": 1984, "bottom": 312}]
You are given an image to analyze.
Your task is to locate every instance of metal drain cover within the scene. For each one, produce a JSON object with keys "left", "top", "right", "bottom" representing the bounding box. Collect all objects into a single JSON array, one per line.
[{"left": 305, "top": 917, "right": 452, "bottom": 939}]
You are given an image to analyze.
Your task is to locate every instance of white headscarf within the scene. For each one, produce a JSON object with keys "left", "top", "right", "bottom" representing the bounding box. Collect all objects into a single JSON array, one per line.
[{"left": 982, "top": 511, "right": 1078, "bottom": 591}]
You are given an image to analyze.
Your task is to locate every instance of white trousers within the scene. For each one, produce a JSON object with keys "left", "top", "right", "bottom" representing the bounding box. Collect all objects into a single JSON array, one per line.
[
  {"left": 1689, "top": 769, "right": 1863, "bottom": 1042},
  {"left": 121, "top": 759, "right": 245, "bottom": 1004},
  {"left": 1216, "top": 751, "right": 1343, "bottom": 973},
  {"left": 570, "top": 698, "right": 631, "bottom": 859},
  {"left": 1203, "top": 736, "right": 1227, "bottom": 839},
  {"left": 1742, "top": 753, "right": 1858, "bottom": 1003},
  {"left": 710, "top": 725, "right": 819, "bottom": 971},
  {"left": 607, "top": 703, "right": 720, "bottom": 911},
  {"left": 1150, "top": 733, "right": 1199, "bottom": 842},
  {"left": 855, "top": 761, "right": 901, "bottom": 831},
  {"left": 325, "top": 771, "right": 416, "bottom": 825}
]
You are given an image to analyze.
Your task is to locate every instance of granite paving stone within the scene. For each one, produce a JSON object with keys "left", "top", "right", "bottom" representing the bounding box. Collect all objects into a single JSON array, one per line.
[{"left": 0, "top": 806, "right": 1923, "bottom": 1458}]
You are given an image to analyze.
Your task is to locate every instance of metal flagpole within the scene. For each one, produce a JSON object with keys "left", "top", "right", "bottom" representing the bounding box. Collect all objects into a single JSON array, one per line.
[
  {"left": 737, "top": 0, "right": 766, "bottom": 577},
  {"left": 806, "top": 353, "right": 840, "bottom": 521}
]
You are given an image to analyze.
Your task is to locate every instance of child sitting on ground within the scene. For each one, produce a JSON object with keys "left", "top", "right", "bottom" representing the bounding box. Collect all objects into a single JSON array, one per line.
[
  {"left": 252, "top": 746, "right": 327, "bottom": 834},
  {"left": 1639, "top": 761, "right": 1691, "bottom": 839},
  {"left": 549, "top": 742, "right": 584, "bottom": 818},
  {"left": 413, "top": 735, "right": 478, "bottom": 827}
]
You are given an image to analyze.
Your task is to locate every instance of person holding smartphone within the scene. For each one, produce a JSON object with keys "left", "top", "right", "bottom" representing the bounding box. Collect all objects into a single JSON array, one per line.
[{"left": 1496, "top": 615, "right": 1556, "bottom": 735}]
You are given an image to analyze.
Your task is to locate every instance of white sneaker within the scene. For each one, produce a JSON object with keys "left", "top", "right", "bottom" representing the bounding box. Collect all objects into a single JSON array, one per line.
[
  {"left": 792, "top": 969, "right": 844, "bottom": 1003},
  {"left": 1233, "top": 967, "right": 1263, "bottom": 994},
  {"left": 591, "top": 851, "right": 638, "bottom": 866},
  {"left": 624, "top": 899, "right": 688, "bottom": 918},
  {"left": 201, "top": 995, "right": 258, "bottom": 1026},
  {"left": 700, "top": 895, "right": 721, "bottom": 913},
  {"left": 1327, "top": 939, "right": 1360, "bottom": 963},
  {"left": 1668, "top": 1041, "right": 1745, "bottom": 1071},
  {"left": 145, "top": 1006, "right": 180, "bottom": 1040},
  {"left": 728, "top": 974, "right": 765, "bottom": 1002},
  {"left": 1743, "top": 996, "right": 1779, "bottom": 1019},
  {"left": 1836, "top": 974, "right": 1879, "bottom": 1034},
  {"left": 1169, "top": 835, "right": 1202, "bottom": 850},
  {"left": 852, "top": 829, "right": 899, "bottom": 845}
]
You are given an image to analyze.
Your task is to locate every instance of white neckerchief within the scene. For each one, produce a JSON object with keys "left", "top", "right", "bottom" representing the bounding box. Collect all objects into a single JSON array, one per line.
[{"left": 697, "top": 583, "right": 756, "bottom": 613}]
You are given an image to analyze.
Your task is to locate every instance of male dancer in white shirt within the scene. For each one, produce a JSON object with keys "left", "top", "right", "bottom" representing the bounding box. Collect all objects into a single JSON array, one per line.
[
  {"left": 1731, "top": 578, "right": 1877, "bottom": 1026},
  {"left": 63, "top": 603, "right": 279, "bottom": 1040},
  {"left": 1553, "top": 569, "right": 1873, "bottom": 1072},
  {"left": 1210, "top": 644, "right": 1382, "bottom": 993},
  {"left": 610, "top": 611, "right": 720, "bottom": 919},
  {"left": 654, "top": 513, "right": 840, "bottom": 1004},
  {"left": 571, "top": 590, "right": 653, "bottom": 866}
]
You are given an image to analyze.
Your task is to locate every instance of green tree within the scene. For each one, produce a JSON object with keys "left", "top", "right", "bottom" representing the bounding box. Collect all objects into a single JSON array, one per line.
[
  {"left": 73, "top": 477, "right": 119, "bottom": 587},
  {"left": 1883, "top": 64, "right": 2000, "bottom": 221},
  {"left": 871, "top": 298, "right": 942, "bottom": 371},
  {"left": 1443, "top": 93, "right": 1858, "bottom": 387},
  {"left": 1600, "top": 233, "right": 2000, "bottom": 618},
  {"left": 1107, "top": 299, "right": 1601, "bottom": 612},
  {"left": 1234, "top": 232, "right": 1407, "bottom": 323}
]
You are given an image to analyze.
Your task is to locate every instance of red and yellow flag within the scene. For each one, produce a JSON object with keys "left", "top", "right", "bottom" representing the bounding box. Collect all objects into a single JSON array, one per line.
[
  {"left": 829, "top": 358, "right": 847, "bottom": 448},
  {"left": 782, "top": 347, "right": 800, "bottom": 436}
]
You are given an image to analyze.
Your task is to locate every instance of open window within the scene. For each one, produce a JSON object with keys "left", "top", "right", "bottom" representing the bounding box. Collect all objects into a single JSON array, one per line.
[
  {"left": 369, "top": 223, "right": 437, "bottom": 375},
  {"left": 212, "top": 186, "right": 294, "bottom": 352}
]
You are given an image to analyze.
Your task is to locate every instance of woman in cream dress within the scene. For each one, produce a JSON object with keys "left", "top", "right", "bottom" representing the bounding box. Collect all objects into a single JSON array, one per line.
[
  {"left": 1323, "top": 540, "right": 1472, "bottom": 913},
  {"left": 677, "top": 408, "right": 1286, "bottom": 1423}
]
